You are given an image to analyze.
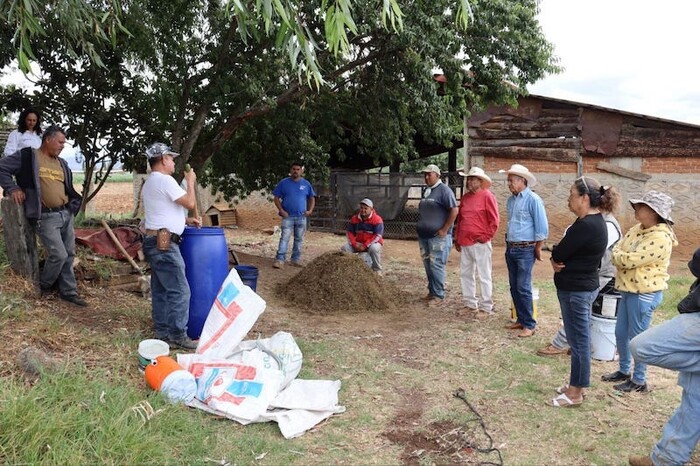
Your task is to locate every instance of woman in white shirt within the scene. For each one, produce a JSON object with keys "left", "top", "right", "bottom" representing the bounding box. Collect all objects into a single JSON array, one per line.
[{"left": 3, "top": 108, "right": 43, "bottom": 157}]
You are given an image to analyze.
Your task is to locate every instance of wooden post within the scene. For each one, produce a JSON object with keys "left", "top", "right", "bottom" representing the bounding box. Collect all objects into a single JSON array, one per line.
[{"left": 1, "top": 198, "right": 39, "bottom": 282}]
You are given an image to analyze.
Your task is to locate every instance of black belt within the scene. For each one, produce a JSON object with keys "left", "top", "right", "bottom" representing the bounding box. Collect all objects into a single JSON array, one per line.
[
  {"left": 144, "top": 229, "right": 182, "bottom": 245},
  {"left": 507, "top": 241, "right": 537, "bottom": 248},
  {"left": 41, "top": 204, "right": 67, "bottom": 213}
]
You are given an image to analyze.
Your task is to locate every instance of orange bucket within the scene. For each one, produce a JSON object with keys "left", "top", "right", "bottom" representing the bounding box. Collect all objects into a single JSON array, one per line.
[{"left": 145, "top": 356, "right": 182, "bottom": 390}]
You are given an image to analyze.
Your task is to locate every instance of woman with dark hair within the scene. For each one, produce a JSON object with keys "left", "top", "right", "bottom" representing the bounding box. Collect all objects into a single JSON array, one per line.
[
  {"left": 537, "top": 186, "right": 622, "bottom": 356},
  {"left": 547, "top": 176, "right": 609, "bottom": 407},
  {"left": 3, "top": 108, "right": 43, "bottom": 157},
  {"left": 601, "top": 190, "right": 677, "bottom": 393}
]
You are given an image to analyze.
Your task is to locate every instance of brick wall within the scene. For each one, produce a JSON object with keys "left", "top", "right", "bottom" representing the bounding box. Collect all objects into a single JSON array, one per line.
[{"left": 642, "top": 157, "right": 698, "bottom": 173}]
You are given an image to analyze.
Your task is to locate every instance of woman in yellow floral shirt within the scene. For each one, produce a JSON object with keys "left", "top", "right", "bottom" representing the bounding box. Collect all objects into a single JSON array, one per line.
[{"left": 601, "top": 191, "right": 677, "bottom": 393}]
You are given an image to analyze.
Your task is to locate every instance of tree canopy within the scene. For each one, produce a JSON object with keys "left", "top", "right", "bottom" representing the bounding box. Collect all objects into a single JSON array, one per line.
[{"left": 0, "top": 0, "right": 558, "bottom": 201}]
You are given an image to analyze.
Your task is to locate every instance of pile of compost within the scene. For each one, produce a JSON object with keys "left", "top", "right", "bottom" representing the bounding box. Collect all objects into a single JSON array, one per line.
[{"left": 277, "top": 252, "right": 403, "bottom": 314}]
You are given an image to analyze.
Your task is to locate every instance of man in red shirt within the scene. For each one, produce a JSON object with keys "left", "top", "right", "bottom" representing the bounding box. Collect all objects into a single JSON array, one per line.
[
  {"left": 341, "top": 198, "right": 384, "bottom": 273},
  {"left": 454, "top": 167, "right": 500, "bottom": 319}
]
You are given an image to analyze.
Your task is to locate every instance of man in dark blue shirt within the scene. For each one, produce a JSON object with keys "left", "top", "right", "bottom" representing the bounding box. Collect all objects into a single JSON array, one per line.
[{"left": 416, "top": 164, "right": 458, "bottom": 304}]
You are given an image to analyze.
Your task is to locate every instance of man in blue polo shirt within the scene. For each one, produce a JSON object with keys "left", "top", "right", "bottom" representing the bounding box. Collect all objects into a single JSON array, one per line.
[
  {"left": 500, "top": 164, "right": 548, "bottom": 338},
  {"left": 272, "top": 161, "right": 316, "bottom": 268}
]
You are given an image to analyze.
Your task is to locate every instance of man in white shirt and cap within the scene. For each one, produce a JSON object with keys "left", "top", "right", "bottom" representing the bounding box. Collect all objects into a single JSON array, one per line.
[{"left": 141, "top": 143, "right": 201, "bottom": 350}]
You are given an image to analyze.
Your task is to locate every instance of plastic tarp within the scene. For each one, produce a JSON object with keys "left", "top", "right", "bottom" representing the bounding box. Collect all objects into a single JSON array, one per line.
[{"left": 75, "top": 226, "right": 142, "bottom": 260}]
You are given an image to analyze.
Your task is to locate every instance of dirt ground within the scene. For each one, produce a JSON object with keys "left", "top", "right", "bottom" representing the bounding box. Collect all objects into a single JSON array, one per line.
[{"left": 3, "top": 181, "right": 697, "bottom": 464}]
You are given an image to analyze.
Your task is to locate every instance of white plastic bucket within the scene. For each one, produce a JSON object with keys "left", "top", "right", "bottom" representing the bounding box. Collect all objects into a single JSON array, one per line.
[
  {"left": 591, "top": 315, "right": 617, "bottom": 361},
  {"left": 138, "top": 339, "right": 170, "bottom": 370},
  {"left": 601, "top": 294, "right": 621, "bottom": 318}
]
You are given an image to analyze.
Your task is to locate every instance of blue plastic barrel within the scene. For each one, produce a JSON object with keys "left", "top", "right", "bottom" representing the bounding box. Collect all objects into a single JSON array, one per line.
[
  {"left": 180, "top": 226, "right": 229, "bottom": 339},
  {"left": 234, "top": 265, "right": 259, "bottom": 291}
]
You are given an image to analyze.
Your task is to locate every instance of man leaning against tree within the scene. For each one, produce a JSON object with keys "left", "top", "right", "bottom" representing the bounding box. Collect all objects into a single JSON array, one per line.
[{"left": 0, "top": 125, "right": 86, "bottom": 306}]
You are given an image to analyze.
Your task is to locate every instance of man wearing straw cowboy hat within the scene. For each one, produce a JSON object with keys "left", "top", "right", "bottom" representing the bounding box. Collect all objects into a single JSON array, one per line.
[
  {"left": 454, "top": 167, "right": 500, "bottom": 319},
  {"left": 416, "top": 164, "right": 458, "bottom": 304},
  {"left": 500, "top": 163, "right": 549, "bottom": 338}
]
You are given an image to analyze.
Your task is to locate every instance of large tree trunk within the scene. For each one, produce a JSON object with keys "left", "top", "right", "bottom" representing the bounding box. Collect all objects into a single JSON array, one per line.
[{"left": 1, "top": 198, "right": 39, "bottom": 286}]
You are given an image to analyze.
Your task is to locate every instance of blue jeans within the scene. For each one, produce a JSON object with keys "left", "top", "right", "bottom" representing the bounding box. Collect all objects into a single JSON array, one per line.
[
  {"left": 631, "top": 313, "right": 700, "bottom": 465},
  {"left": 558, "top": 288, "right": 598, "bottom": 388},
  {"left": 616, "top": 291, "right": 662, "bottom": 384},
  {"left": 505, "top": 245, "right": 536, "bottom": 329},
  {"left": 143, "top": 236, "right": 191, "bottom": 340},
  {"left": 36, "top": 209, "right": 79, "bottom": 297},
  {"left": 276, "top": 215, "right": 307, "bottom": 262},
  {"left": 418, "top": 235, "right": 452, "bottom": 299}
]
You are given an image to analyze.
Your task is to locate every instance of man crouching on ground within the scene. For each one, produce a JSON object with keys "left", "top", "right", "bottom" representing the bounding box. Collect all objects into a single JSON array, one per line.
[
  {"left": 142, "top": 143, "right": 200, "bottom": 350},
  {"left": 341, "top": 198, "right": 384, "bottom": 274}
]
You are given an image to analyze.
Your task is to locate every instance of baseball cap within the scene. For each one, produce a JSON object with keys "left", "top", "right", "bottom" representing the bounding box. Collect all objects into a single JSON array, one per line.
[
  {"left": 145, "top": 143, "right": 179, "bottom": 160},
  {"left": 421, "top": 164, "right": 441, "bottom": 175},
  {"left": 360, "top": 198, "right": 373, "bottom": 208}
]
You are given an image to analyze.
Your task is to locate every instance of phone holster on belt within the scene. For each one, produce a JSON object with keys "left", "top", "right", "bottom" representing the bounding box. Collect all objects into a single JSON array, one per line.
[{"left": 156, "top": 228, "right": 171, "bottom": 251}]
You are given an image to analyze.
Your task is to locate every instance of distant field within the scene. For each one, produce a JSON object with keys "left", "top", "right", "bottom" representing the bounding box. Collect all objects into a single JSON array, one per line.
[{"left": 73, "top": 172, "right": 133, "bottom": 184}]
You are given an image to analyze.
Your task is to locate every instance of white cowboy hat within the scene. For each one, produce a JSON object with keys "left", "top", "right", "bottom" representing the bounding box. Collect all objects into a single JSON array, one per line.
[
  {"left": 499, "top": 163, "right": 537, "bottom": 187},
  {"left": 458, "top": 166, "right": 492, "bottom": 189}
]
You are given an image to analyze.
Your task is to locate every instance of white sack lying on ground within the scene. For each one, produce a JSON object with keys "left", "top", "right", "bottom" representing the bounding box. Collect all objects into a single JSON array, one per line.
[
  {"left": 181, "top": 268, "right": 345, "bottom": 437},
  {"left": 195, "top": 268, "right": 265, "bottom": 358},
  {"left": 195, "top": 364, "right": 284, "bottom": 423},
  {"left": 179, "top": 331, "right": 303, "bottom": 389},
  {"left": 187, "top": 379, "right": 345, "bottom": 438}
]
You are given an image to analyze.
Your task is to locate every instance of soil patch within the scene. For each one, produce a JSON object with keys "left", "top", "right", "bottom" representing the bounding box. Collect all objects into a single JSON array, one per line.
[
  {"left": 277, "top": 251, "right": 404, "bottom": 314},
  {"left": 383, "top": 388, "right": 503, "bottom": 465}
]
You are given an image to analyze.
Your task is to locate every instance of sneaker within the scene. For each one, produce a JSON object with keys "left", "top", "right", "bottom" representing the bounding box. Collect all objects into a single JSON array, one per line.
[
  {"left": 628, "top": 455, "right": 653, "bottom": 466},
  {"left": 614, "top": 380, "right": 648, "bottom": 393},
  {"left": 169, "top": 336, "right": 199, "bottom": 350},
  {"left": 273, "top": 260, "right": 284, "bottom": 269},
  {"left": 601, "top": 370, "right": 631, "bottom": 382},
  {"left": 60, "top": 294, "right": 88, "bottom": 307}
]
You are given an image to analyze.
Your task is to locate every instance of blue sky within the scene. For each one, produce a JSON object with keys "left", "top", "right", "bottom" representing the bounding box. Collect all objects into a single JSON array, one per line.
[{"left": 528, "top": 0, "right": 700, "bottom": 125}]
